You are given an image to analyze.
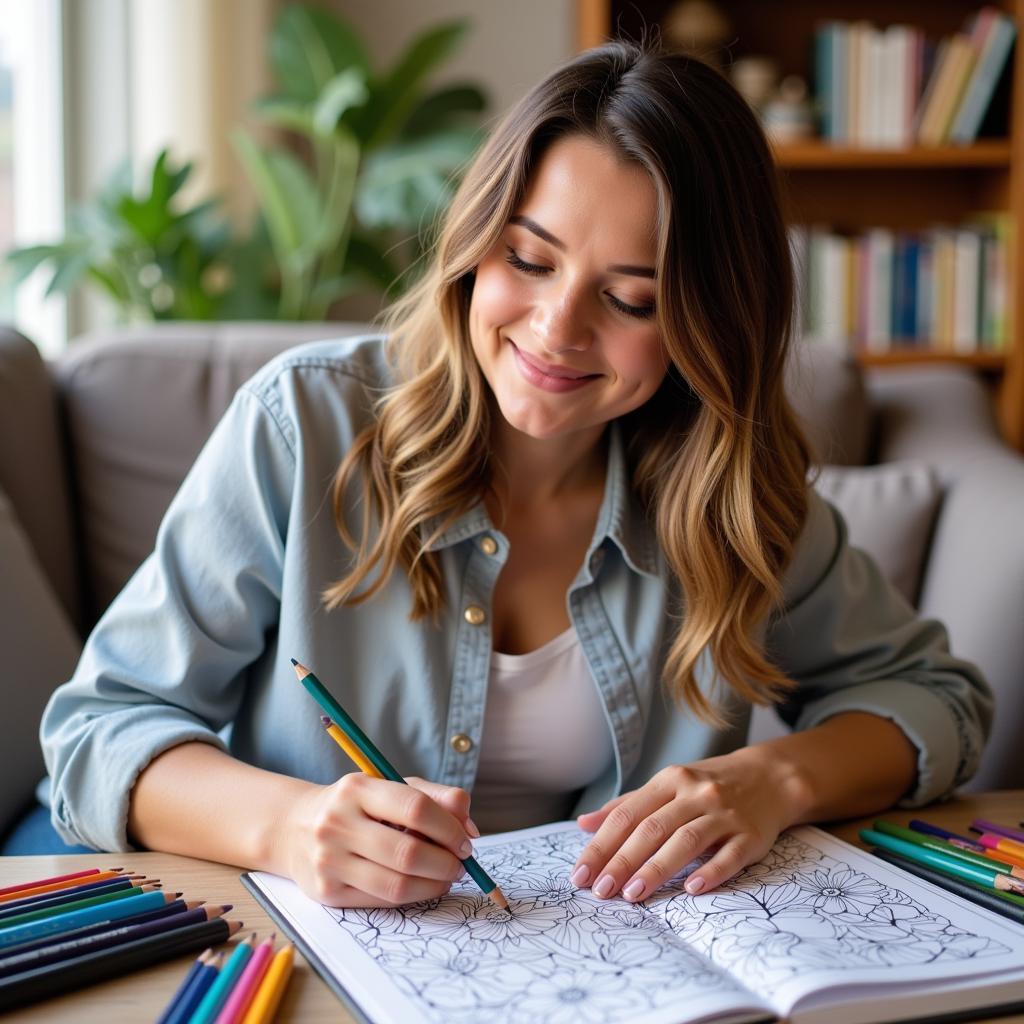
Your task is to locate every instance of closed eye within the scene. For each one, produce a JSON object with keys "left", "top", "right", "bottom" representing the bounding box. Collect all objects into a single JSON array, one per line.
[{"left": 503, "top": 246, "right": 656, "bottom": 321}]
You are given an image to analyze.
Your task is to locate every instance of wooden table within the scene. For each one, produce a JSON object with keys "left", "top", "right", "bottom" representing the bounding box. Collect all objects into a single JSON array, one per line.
[{"left": 1, "top": 791, "right": 1021, "bottom": 1022}]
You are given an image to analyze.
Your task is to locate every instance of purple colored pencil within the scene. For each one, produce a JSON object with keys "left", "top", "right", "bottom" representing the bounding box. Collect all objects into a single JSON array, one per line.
[
  {"left": 0, "top": 900, "right": 189, "bottom": 959},
  {"left": 0, "top": 906, "right": 227, "bottom": 978},
  {"left": 909, "top": 819, "right": 985, "bottom": 851},
  {"left": 0, "top": 878, "right": 140, "bottom": 920},
  {"left": 970, "top": 818, "right": 1024, "bottom": 845}
]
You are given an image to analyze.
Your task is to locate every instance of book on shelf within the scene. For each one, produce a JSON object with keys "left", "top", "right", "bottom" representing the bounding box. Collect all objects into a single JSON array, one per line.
[
  {"left": 812, "top": 6, "right": 1016, "bottom": 147},
  {"left": 790, "top": 215, "right": 1010, "bottom": 354}
]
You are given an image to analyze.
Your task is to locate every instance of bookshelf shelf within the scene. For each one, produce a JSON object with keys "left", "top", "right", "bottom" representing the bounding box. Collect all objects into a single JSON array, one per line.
[
  {"left": 575, "top": 0, "right": 1024, "bottom": 450},
  {"left": 772, "top": 140, "right": 1012, "bottom": 168}
]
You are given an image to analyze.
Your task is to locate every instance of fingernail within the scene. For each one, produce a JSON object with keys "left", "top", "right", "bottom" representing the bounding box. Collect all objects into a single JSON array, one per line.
[
  {"left": 685, "top": 875, "right": 705, "bottom": 895},
  {"left": 466, "top": 818, "right": 481, "bottom": 838},
  {"left": 593, "top": 874, "right": 615, "bottom": 899},
  {"left": 623, "top": 878, "right": 646, "bottom": 901},
  {"left": 458, "top": 839, "right": 472, "bottom": 858},
  {"left": 570, "top": 864, "right": 591, "bottom": 887}
]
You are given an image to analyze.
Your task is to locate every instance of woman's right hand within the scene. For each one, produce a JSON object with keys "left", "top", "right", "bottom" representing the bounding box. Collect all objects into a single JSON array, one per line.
[{"left": 281, "top": 774, "right": 480, "bottom": 908}]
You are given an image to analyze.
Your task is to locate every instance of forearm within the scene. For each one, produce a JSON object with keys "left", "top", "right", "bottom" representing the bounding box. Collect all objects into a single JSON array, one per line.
[
  {"left": 745, "top": 711, "right": 918, "bottom": 826},
  {"left": 127, "top": 741, "right": 319, "bottom": 872}
]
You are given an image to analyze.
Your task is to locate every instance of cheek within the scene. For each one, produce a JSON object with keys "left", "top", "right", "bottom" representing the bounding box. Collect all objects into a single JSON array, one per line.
[
  {"left": 471, "top": 260, "right": 525, "bottom": 326},
  {"left": 615, "top": 334, "right": 668, "bottom": 392}
]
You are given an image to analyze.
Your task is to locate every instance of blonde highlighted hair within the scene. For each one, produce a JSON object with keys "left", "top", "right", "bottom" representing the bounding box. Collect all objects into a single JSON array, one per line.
[{"left": 324, "top": 40, "right": 811, "bottom": 722}]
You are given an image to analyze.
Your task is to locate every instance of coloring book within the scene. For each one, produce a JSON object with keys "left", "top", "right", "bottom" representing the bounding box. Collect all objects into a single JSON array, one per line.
[{"left": 241, "top": 821, "right": 1024, "bottom": 1024}]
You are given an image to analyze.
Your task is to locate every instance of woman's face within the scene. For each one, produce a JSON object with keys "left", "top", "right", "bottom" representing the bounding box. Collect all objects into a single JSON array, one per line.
[{"left": 469, "top": 135, "right": 667, "bottom": 443}]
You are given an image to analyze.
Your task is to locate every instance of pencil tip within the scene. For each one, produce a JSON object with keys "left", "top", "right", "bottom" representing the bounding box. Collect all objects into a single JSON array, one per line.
[
  {"left": 490, "top": 886, "right": 510, "bottom": 911},
  {"left": 220, "top": 904, "right": 233, "bottom": 912}
]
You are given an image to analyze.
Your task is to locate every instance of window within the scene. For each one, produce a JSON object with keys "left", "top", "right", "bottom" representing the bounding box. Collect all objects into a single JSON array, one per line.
[{"left": 0, "top": 0, "right": 66, "bottom": 356}]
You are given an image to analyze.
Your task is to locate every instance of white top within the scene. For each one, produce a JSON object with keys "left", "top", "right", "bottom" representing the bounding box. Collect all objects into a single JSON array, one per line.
[{"left": 471, "top": 626, "right": 615, "bottom": 834}]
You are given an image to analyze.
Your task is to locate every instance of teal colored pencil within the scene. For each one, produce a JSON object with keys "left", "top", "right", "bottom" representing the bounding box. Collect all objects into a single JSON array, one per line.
[
  {"left": 187, "top": 932, "right": 254, "bottom": 1024},
  {"left": 291, "top": 659, "right": 509, "bottom": 911},
  {"left": 0, "top": 885, "right": 149, "bottom": 928},
  {"left": 0, "top": 890, "right": 174, "bottom": 951},
  {"left": 860, "top": 829, "right": 1024, "bottom": 896},
  {"left": 874, "top": 820, "right": 1024, "bottom": 878}
]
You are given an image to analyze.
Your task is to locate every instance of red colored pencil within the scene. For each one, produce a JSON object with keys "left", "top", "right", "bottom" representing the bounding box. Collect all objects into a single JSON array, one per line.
[{"left": 0, "top": 869, "right": 120, "bottom": 899}]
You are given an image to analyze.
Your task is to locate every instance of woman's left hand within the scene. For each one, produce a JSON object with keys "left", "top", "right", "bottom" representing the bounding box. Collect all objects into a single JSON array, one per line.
[{"left": 570, "top": 746, "right": 810, "bottom": 902}]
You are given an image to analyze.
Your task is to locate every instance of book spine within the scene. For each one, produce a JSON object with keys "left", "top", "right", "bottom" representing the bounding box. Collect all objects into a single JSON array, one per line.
[
  {"left": 949, "top": 16, "right": 1018, "bottom": 143},
  {"left": 913, "top": 37, "right": 950, "bottom": 141},
  {"left": 953, "top": 228, "right": 981, "bottom": 352}
]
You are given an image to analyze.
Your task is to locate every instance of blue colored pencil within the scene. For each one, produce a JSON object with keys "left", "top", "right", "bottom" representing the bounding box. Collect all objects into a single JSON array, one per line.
[
  {"left": 909, "top": 819, "right": 985, "bottom": 851},
  {"left": 0, "top": 876, "right": 140, "bottom": 916},
  {"left": 155, "top": 947, "right": 213, "bottom": 1024},
  {"left": 188, "top": 932, "right": 255, "bottom": 1024},
  {"left": 165, "top": 953, "right": 221, "bottom": 1024}
]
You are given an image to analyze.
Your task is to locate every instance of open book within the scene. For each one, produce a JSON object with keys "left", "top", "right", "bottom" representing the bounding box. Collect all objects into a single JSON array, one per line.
[{"left": 241, "top": 821, "right": 1024, "bottom": 1024}]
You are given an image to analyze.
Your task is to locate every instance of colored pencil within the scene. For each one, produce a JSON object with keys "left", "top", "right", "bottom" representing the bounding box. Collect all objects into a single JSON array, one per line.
[
  {"left": 0, "top": 884, "right": 161, "bottom": 929},
  {"left": 909, "top": 819, "right": 986, "bottom": 850},
  {"left": 872, "top": 848, "right": 1024, "bottom": 925},
  {"left": 189, "top": 931, "right": 256, "bottom": 1024},
  {"left": 0, "top": 876, "right": 147, "bottom": 918},
  {"left": 213, "top": 933, "right": 276, "bottom": 1024},
  {"left": 970, "top": 818, "right": 1024, "bottom": 844},
  {"left": 240, "top": 943, "right": 294, "bottom": 1024},
  {"left": 0, "top": 905, "right": 231, "bottom": 979},
  {"left": 293, "top": 658, "right": 508, "bottom": 911},
  {"left": 978, "top": 831, "right": 1024, "bottom": 860},
  {"left": 873, "top": 820, "right": 1024, "bottom": 880},
  {"left": 0, "top": 868, "right": 121, "bottom": 899},
  {"left": 860, "top": 829, "right": 1024, "bottom": 896},
  {"left": 165, "top": 950, "right": 223, "bottom": 1024},
  {"left": 0, "top": 917, "right": 241, "bottom": 1012},
  {"left": 0, "top": 870, "right": 128, "bottom": 904},
  {"left": 155, "top": 947, "right": 213, "bottom": 1024},
  {"left": 0, "top": 899, "right": 197, "bottom": 958},
  {"left": 0, "top": 889, "right": 180, "bottom": 951},
  {"left": 320, "top": 715, "right": 381, "bottom": 778}
]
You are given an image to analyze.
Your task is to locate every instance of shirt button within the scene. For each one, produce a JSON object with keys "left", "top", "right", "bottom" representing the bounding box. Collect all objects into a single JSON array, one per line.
[
  {"left": 450, "top": 733, "right": 474, "bottom": 753},
  {"left": 479, "top": 535, "right": 498, "bottom": 556},
  {"left": 464, "top": 605, "right": 486, "bottom": 625}
]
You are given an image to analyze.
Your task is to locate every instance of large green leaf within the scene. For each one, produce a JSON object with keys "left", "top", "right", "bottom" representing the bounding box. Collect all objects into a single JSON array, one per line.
[
  {"left": 402, "top": 83, "right": 487, "bottom": 138},
  {"left": 269, "top": 5, "right": 371, "bottom": 104},
  {"left": 44, "top": 246, "right": 94, "bottom": 298},
  {"left": 356, "top": 128, "right": 480, "bottom": 229},
  {"left": 313, "top": 127, "right": 360, "bottom": 256},
  {"left": 251, "top": 96, "right": 317, "bottom": 135},
  {"left": 232, "top": 130, "right": 322, "bottom": 271},
  {"left": 313, "top": 68, "right": 369, "bottom": 136},
  {"left": 353, "top": 20, "right": 470, "bottom": 150},
  {"left": 4, "top": 244, "right": 65, "bottom": 285}
]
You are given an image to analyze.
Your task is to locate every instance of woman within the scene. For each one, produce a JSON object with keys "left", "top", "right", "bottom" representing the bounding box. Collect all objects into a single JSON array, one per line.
[{"left": 38, "top": 41, "right": 990, "bottom": 909}]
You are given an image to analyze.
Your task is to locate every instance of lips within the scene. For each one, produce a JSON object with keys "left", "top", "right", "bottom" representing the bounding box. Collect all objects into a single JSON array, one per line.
[{"left": 510, "top": 341, "right": 597, "bottom": 380}]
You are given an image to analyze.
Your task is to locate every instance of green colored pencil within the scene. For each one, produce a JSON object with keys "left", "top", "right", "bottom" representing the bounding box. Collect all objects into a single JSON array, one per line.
[
  {"left": 291, "top": 659, "right": 509, "bottom": 911},
  {"left": 874, "top": 820, "right": 1024, "bottom": 879},
  {"left": 860, "top": 829, "right": 1024, "bottom": 896},
  {"left": 0, "top": 886, "right": 153, "bottom": 930}
]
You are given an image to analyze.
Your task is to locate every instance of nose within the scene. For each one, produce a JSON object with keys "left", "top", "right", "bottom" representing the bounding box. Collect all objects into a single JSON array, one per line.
[{"left": 530, "top": 279, "right": 594, "bottom": 354}]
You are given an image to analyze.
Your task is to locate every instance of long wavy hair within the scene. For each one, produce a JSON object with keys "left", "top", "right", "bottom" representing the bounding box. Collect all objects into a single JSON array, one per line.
[{"left": 324, "top": 39, "right": 812, "bottom": 722}]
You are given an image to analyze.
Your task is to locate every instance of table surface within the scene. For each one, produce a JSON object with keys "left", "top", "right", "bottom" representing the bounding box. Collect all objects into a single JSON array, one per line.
[{"left": 1, "top": 791, "right": 1022, "bottom": 1023}]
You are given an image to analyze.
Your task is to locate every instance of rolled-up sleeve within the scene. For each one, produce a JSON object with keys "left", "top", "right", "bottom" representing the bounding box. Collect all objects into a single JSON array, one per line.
[
  {"left": 40, "top": 386, "right": 295, "bottom": 851},
  {"left": 766, "top": 491, "right": 993, "bottom": 806}
]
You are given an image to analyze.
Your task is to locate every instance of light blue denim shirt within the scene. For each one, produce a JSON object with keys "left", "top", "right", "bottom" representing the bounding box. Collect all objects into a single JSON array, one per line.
[{"left": 41, "top": 336, "right": 993, "bottom": 852}]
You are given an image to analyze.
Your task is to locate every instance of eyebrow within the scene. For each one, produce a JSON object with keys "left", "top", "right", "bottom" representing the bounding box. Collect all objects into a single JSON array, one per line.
[{"left": 509, "top": 215, "right": 657, "bottom": 279}]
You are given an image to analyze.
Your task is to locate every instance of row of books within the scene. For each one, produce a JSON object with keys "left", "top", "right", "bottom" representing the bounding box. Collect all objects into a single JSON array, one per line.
[
  {"left": 814, "top": 6, "right": 1018, "bottom": 147},
  {"left": 789, "top": 215, "right": 1012, "bottom": 354}
]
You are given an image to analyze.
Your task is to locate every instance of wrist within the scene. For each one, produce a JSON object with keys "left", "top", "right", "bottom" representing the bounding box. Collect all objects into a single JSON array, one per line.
[
  {"left": 735, "top": 740, "right": 816, "bottom": 828},
  {"left": 256, "top": 776, "right": 322, "bottom": 875}
]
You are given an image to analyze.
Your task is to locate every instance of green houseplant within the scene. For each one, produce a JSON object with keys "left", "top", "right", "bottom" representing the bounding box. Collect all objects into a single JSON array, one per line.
[{"left": 5, "top": 5, "right": 487, "bottom": 322}]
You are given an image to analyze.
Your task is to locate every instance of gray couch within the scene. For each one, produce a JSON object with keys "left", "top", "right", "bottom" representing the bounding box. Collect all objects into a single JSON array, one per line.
[{"left": 1, "top": 322, "right": 1022, "bottom": 843}]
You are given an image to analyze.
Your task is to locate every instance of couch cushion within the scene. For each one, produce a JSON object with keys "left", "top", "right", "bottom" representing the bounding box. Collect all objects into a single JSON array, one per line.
[
  {"left": 0, "top": 328, "right": 80, "bottom": 627},
  {"left": 0, "top": 487, "right": 82, "bottom": 836},
  {"left": 786, "top": 344, "right": 871, "bottom": 466},
  {"left": 56, "top": 322, "right": 373, "bottom": 624},
  {"left": 813, "top": 460, "right": 942, "bottom": 605}
]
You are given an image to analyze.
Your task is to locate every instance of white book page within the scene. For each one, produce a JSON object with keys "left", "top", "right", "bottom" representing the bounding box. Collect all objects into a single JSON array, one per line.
[
  {"left": 648, "top": 825, "right": 1024, "bottom": 1021},
  {"left": 249, "top": 820, "right": 769, "bottom": 1024}
]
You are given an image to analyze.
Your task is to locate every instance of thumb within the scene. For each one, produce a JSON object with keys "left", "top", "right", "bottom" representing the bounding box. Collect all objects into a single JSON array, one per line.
[{"left": 406, "top": 778, "right": 481, "bottom": 838}]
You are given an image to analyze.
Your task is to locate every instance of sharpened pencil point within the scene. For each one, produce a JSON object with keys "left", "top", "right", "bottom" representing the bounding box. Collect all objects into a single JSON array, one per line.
[
  {"left": 489, "top": 886, "right": 509, "bottom": 911},
  {"left": 290, "top": 657, "right": 298, "bottom": 665}
]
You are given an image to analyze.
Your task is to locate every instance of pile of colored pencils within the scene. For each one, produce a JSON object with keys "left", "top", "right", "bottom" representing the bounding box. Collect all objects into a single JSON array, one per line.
[
  {"left": 156, "top": 931, "right": 294, "bottom": 1024},
  {"left": 861, "top": 817, "right": 1024, "bottom": 926},
  {"left": 0, "top": 866, "right": 242, "bottom": 1011}
]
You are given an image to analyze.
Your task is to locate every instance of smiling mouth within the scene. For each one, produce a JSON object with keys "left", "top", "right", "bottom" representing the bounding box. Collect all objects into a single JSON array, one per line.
[{"left": 508, "top": 341, "right": 599, "bottom": 381}]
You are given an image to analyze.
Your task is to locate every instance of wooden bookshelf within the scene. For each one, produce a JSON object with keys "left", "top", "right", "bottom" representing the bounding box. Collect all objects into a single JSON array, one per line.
[{"left": 576, "top": 0, "right": 1024, "bottom": 450}]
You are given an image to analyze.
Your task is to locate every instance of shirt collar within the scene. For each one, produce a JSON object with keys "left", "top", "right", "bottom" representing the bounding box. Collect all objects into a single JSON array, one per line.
[{"left": 423, "top": 423, "right": 660, "bottom": 579}]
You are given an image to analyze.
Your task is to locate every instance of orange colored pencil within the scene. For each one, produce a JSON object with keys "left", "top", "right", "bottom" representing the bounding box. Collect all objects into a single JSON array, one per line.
[
  {"left": 979, "top": 832, "right": 1024, "bottom": 860},
  {"left": 239, "top": 943, "right": 294, "bottom": 1024},
  {"left": 0, "top": 871, "right": 127, "bottom": 904},
  {"left": 0, "top": 869, "right": 118, "bottom": 898},
  {"left": 320, "top": 716, "right": 382, "bottom": 779},
  {"left": 980, "top": 846, "right": 1024, "bottom": 871}
]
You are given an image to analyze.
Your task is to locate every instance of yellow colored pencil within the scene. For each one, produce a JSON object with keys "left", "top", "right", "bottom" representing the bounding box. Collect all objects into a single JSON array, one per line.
[
  {"left": 319, "top": 715, "right": 382, "bottom": 779},
  {"left": 239, "top": 942, "right": 294, "bottom": 1024}
]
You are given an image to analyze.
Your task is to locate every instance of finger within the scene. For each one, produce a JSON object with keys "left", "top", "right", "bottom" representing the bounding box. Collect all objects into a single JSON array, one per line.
[
  {"left": 360, "top": 778, "right": 475, "bottom": 861},
  {"left": 576, "top": 793, "right": 631, "bottom": 832},
  {"left": 615, "top": 814, "right": 723, "bottom": 902},
  {"left": 408, "top": 779, "right": 480, "bottom": 838},
  {"left": 681, "top": 834, "right": 771, "bottom": 896},
  {"left": 570, "top": 781, "right": 684, "bottom": 891},
  {"left": 329, "top": 850, "right": 455, "bottom": 907},
  {"left": 350, "top": 817, "right": 465, "bottom": 883}
]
